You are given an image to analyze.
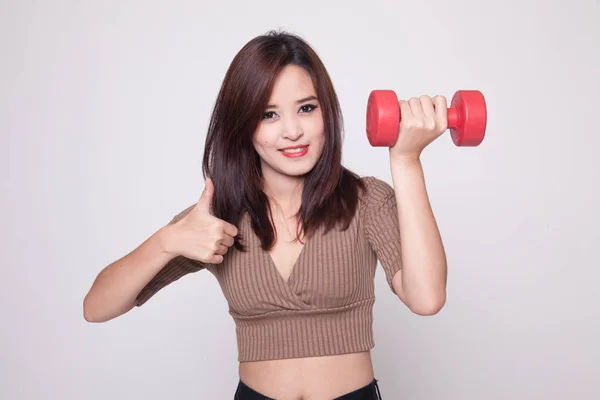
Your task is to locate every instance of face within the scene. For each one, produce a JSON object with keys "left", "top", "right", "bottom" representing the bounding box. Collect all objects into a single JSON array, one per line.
[{"left": 252, "top": 65, "right": 325, "bottom": 182}]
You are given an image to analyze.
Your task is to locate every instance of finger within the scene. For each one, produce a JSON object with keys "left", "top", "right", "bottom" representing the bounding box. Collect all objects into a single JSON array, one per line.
[
  {"left": 221, "top": 221, "right": 239, "bottom": 238},
  {"left": 399, "top": 100, "right": 412, "bottom": 125},
  {"left": 219, "top": 234, "right": 235, "bottom": 247},
  {"left": 419, "top": 95, "right": 435, "bottom": 120},
  {"left": 197, "top": 178, "right": 214, "bottom": 213},
  {"left": 214, "top": 244, "right": 229, "bottom": 255},
  {"left": 432, "top": 95, "right": 448, "bottom": 131},
  {"left": 408, "top": 97, "right": 424, "bottom": 119},
  {"left": 206, "top": 254, "right": 224, "bottom": 264}
]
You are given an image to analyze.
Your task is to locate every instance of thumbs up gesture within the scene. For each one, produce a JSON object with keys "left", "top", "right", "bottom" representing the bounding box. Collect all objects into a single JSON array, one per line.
[{"left": 164, "top": 178, "right": 239, "bottom": 264}]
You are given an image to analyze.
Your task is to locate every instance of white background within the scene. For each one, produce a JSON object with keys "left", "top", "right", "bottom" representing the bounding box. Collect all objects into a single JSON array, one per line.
[{"left": 2, "top": 0, "right": 599, "bottom": 398}]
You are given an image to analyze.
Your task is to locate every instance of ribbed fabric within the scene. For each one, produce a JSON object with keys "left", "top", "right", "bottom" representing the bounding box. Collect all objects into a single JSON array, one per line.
[
  {"left": 235, "top": 298, "right": 375, "bottom": 361},
  {"left": 136, "top": 176, "right": 402, "bottom": 362}
]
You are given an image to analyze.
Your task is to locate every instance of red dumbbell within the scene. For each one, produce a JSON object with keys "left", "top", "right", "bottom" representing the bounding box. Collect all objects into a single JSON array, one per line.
[{"left": 366, "top": 90, "right": 487, "bottom": 147}]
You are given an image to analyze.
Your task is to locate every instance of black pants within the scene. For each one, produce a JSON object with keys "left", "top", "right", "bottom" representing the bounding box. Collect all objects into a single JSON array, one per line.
[{"left": 234, "top": 378, "right": 382, "bottom": 399}]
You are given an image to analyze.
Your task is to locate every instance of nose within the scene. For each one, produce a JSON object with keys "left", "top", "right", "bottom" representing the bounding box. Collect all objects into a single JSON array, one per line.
[{"left": 282, "top": 115, "right": 303, "bottom": 141}]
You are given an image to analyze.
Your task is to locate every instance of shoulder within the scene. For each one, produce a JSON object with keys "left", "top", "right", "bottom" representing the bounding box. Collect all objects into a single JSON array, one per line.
[
  {"left": 358, "top": 176, "right": 395, "bottom": 204},
  {"left": 356, "top": 175, "right": 397, "bottom": 223}
]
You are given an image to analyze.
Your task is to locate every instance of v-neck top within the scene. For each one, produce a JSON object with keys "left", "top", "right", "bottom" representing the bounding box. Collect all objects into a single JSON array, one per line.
[{"left": 136, "top": 176, "right": 402, "bottom": 362}]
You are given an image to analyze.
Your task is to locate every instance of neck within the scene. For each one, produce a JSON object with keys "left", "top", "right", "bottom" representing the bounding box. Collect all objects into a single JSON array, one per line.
[{"left": 261, "top": 169, "right": 305, "bottom": 217}]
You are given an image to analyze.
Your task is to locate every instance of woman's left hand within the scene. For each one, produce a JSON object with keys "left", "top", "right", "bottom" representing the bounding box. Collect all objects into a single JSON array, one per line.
[{"left": 389, "top": 95, "right": 448, "bottom": 161}]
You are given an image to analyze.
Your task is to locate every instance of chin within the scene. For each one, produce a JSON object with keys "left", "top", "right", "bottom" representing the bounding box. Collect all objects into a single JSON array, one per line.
[
  {"left": 278, "top": 164, "right": 316, "bottom": 177},
  {"left": 274, "top": 156, "right": 319, "bottom": 175}
]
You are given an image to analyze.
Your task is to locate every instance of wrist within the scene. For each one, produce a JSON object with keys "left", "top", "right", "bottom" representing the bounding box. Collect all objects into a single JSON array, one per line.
[
  {"left": 389, "top": 155, "right": 425, "bottom": 189},
  {"left": 390, "top": 154, "right": 422, "bottom": 170},
  {"left": 155, "top": 225, "right": 179, "bottom": 258}
]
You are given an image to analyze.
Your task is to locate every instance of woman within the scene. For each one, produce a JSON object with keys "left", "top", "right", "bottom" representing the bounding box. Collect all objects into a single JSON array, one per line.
[{"left": 83, "top": 30, "right": 448, "bottom": 399}]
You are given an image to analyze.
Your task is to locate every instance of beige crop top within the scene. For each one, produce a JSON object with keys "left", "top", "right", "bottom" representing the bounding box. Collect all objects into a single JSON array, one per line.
[{"left": 136, "top": 176, "right": 402, "bottom": 362}]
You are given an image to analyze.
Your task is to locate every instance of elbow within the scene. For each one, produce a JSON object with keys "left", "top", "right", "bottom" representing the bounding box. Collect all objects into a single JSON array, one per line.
[
  {"left": 83, "top": 293, "right": 135, "bottom": 323},
  {"left": 83, "top": 295, "right": 100, "bottom": 323},
  {"left": 408, "top": 291, "right": 446, "bottom": 316},
  {"left": 83, "top": 294, "right": 111, "bottom": 323}
]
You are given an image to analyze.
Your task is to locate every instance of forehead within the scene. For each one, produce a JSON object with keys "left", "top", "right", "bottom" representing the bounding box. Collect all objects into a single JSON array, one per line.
[{"left": 269, "top": 65, "right": 316, "bottom": 100}]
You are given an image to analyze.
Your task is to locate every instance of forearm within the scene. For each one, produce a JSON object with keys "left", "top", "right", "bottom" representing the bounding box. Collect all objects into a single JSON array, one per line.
[
  {"left": 390, "top": 157, "right": 447, "bottom": 313},
  {"left": 83, "top": 226, "right": 177, "bottom": 322}
]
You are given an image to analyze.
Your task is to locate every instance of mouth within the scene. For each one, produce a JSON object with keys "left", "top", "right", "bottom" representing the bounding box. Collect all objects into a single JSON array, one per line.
[{"left": 279, "top": 145, "right": 309, "bottom": 158}]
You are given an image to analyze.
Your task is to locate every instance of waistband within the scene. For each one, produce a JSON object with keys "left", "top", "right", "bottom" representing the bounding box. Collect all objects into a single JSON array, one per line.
[
  {"left": 234, "top": 378, "right": 382, "bottom": 399},
  {"left": 233, "top": 298, "right": 376, "bottom": 362}
]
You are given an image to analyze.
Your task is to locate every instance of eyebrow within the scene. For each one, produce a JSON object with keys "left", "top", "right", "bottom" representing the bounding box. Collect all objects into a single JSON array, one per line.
[{"left": 266, "top": 95, "right": 319, "bottom": 109}]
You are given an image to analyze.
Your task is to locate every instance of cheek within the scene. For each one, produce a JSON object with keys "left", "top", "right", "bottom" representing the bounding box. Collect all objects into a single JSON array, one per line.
[
  {"left": 309, "top": 121, "right": 325, "bottom": 144},
  {"left": 306, "top": 114, "right": 325, "bottom": 138},
  {"left": 313, "top": 122, "right": 326, "bottom": 153},
  {"left": 253, "top": 129, "right": 277, "bottom": 154},
  {"left": 256, "top": 136, "right": 272, "bottom": 148}
]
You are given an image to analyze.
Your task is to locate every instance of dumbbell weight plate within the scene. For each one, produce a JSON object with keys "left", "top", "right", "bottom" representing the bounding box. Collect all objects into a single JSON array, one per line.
[
  {"left": 366, "top": 90, "right": 399, "bottom": 147},
  {"left": 449, "top": 90, "right": 487, "bottom": 146}
]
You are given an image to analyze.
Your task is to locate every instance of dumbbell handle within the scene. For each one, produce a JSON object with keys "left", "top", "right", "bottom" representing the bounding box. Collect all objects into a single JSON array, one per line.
[
  {"left": 447, "top": 107, "right": 459, "bottom": 130},
  {"left": 398, "top": 106, "right": 459, "bottom": 129}
]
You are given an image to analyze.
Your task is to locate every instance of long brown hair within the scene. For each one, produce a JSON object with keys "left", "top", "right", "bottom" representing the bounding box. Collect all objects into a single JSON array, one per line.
[{"left": 202, "top": 30, "right": 364, "bottom": 251}]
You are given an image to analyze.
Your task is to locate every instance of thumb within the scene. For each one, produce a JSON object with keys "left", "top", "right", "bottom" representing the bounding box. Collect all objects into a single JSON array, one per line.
[{"left": 197, "top": 178, "right": 214, "bottom": 213}]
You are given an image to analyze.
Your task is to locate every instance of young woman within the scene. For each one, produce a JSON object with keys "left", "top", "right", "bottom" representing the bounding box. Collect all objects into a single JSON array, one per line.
[{"left": 83, "top": 30, "right": 448, "bottom": 399}]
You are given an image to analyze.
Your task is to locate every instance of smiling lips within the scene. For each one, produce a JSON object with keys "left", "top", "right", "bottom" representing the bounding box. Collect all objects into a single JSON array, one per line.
[{"left": 279, "top": 144, "right": 309, "bottom": 158}]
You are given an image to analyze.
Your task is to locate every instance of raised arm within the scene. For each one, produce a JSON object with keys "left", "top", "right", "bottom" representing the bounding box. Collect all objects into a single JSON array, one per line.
[{"left": 388, "top": 95, "right": 449, "bottom": 315}]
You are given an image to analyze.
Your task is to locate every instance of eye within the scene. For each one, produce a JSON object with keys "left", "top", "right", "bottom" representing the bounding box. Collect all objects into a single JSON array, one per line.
[
  {"left": 262, "top": 111, "right": 277, "bottom": 120},
  {"left": 299, "top": 104, "right": 318, "bottom": 113}
]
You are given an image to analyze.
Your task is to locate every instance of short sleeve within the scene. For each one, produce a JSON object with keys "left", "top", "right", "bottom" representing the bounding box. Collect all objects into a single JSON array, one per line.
[
  {"left": 135, "top": 205, "right": 205, "bottom": 306},
  {"left": 360, "top": 176, "right": 403, "bottom": 293}
]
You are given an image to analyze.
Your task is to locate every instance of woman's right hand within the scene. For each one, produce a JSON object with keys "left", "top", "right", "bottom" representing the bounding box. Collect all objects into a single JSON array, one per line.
[{"left": 163, "top": 178, "right": 238, "bottom": 264}]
